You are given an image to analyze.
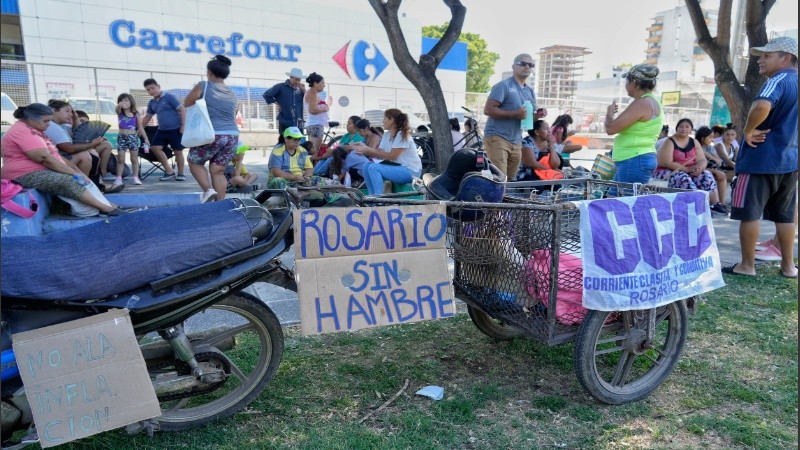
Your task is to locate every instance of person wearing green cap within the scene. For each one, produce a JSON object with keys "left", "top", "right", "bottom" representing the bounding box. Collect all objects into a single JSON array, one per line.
[{"left": 268, "top": 127, "right": 343, "bottom": 205}]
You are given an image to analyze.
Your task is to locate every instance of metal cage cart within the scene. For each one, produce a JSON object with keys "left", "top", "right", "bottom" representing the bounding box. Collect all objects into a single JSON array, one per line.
[{"left": 364, "top": 178, "right": 697, "bottom": 404}]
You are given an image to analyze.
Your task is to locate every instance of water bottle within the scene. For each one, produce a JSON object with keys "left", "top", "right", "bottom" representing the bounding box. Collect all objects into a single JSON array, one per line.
[
  {"left": 73, "top": 174, "right": 89, "bottom": 186},
  {"left": 520, "top": 100, "right": 533, "bottom": 131}
]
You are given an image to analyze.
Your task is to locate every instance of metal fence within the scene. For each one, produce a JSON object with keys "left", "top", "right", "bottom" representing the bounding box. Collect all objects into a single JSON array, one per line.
[{"left": 1, "top": 59, "right": 711, "bottom": 134}]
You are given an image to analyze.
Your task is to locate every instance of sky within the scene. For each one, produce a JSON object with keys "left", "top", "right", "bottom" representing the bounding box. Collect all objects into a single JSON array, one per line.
[{"left": 342, "top": 0, "right": 798, "bottom": 83}]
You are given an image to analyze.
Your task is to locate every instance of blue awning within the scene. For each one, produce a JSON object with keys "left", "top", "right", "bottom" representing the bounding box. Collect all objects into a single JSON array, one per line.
[
  {"left": 1, "top": 67, "right": 28, "bottom": 85},
  {"left": 1, "top": 0, "right": 19, "bottom": 15}
]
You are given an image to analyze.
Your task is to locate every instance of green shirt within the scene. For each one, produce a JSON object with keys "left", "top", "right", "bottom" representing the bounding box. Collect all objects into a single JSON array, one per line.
[
  {"left": 339, "top": 132, "right": 364, "bottom": 146},
  {"left": 612, "top": 92, "right": 663, "bottom": 162}
]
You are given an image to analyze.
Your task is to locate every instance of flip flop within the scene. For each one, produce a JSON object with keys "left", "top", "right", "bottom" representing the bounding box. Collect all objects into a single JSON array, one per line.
[
  {"left": 779, "top": 270, "right": 798, "bottom": 279},
  {"left": 721, "top": 264, "right": 755, "bottom": 277}
]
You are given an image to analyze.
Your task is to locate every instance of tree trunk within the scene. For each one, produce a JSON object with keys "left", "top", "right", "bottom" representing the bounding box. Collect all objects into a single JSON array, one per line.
[
  {"left": 684, "top": 0, "right": 776, "bottom": 130},
  {"left": 368, "top": 0, "right": 466, "bottom": 173}
]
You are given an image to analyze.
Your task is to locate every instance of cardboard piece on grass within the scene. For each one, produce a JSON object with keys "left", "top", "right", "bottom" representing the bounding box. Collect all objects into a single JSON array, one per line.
[
  {"left": 11, "top": 309, "right": 161, "bottom": 448},
  {"left": 294, "top": 205, "right": 455, "bottom": 335}
]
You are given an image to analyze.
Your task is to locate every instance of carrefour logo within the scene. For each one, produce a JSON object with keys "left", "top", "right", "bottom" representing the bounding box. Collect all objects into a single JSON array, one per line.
[{"left": 332, "top": 41, "right": 389, "bottom": 81}]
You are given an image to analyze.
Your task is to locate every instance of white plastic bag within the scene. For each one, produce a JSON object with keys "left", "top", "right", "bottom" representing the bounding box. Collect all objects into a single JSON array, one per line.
[
  {"left": 181, "top": 81, "right": 215, "bottom": 148},
  {"left": 59, "top": 182, "right": 112, "bottom": 217}
]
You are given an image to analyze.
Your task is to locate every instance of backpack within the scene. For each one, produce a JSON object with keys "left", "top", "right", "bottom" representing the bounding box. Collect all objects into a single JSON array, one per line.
[
  {"left": 1, "top": 179, "right": 38, "bottom": 218},
  {"left": 107, "top": 153, "right": 132, "bottom": 178}
]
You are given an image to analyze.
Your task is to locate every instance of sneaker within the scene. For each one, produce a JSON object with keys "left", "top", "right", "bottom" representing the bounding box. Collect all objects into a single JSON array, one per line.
[
  {"left": 201, "top": 189, "right": 217, "bottom": 203},
  {"left": 754, "top": 243, "right": 782, "bottom": 261},
  {"left": 175, "top": 174, "right": 187, "bottom": 181},
  {"left": 710, "top": 203, "right": 728, "bottom": 214},
  {"left": 132, "top": 177, "right": 142, "bottom": 185},
  {"left": 159, "top": 172, "right": 177, "bottom": 181},
  {"left": 755, "top": 239, "right": 773, "bottom": 251}
]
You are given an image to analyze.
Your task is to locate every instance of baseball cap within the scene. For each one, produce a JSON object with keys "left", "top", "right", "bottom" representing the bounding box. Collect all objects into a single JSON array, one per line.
[
  {"left": 283, "top": 126, "right": 304, "bottom": 139},
  {"left": 623, "top": 64, "right": 660, "bottom": 81},
  {"left": 749, "top": 36, "right": 798, "bottom": 58}
]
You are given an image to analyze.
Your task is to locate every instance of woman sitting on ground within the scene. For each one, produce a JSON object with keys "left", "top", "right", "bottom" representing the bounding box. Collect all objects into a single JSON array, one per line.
[
  {"left": 355, "top": 118, "right": 382, "bottom": 149},
  {"left": 714, "top": 125, "right": 738, "bottom": 184},
  {"left": 653, "top": 118, "right": 726, "bottom": 214},
  {"left": 515, "top": 119, "right": 563, "bottom": 182},
  {"left": 550, "top": 114, "right": 582, "bottom": 168},
  {"left": 0, "top": 103, "right": 126, "bottom": 216},
  {"left": 695, "top": 126, "right": 728, "bottom": 209},
  {"left": 324, "top": 115, "right": 364, "bottom": 179},
  {"left": 352, "top": 108, "right": 422, "bottom": 195},
  {"left": 450, "top": 118, "right": 465, "bottom": 151},
  {"left": 462, "top": 118, "right": 480, "bottom": 149}
]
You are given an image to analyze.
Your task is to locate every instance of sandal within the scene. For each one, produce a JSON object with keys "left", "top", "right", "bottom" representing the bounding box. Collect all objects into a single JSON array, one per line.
[{"left": 721, "top": 263, "right": 755, "bottom": 277}]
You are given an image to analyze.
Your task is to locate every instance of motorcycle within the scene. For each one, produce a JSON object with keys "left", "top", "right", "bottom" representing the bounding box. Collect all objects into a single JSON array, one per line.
[{"left": 1, "top": 192, "right": 297, "bottom": 448}]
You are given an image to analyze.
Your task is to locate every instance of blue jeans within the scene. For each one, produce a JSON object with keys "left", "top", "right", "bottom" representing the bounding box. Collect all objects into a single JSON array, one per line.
[
  {"left": 613, "top": 152, "right": 656, "bottom": 184},
  {"left": 313, "top": 157, "right": 332, "bottom": 176},
  {"left": 363, "top": 162, "right": 418, "bottom": 194}
]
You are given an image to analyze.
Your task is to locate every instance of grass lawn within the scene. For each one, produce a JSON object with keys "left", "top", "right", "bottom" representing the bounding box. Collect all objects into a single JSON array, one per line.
[{"left": 59, "top": 268, "right": 797, "bottom": 450}]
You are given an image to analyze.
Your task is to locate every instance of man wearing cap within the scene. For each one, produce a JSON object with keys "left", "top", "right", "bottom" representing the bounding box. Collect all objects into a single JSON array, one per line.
[
  {"left": 726, "top": 36, "right": 798, "bottom": 278},
  {"left": 268, "top": 127, "right": 343, "bottom": 206},
  {"left": 263, "top": 68, "right": 306, "bottom": 144},
  {"left": 482, "top": 54, "right": 542, "bottom": 179},
  {"left": 268, "top": 126, "right": 314, "bottom": 188}
]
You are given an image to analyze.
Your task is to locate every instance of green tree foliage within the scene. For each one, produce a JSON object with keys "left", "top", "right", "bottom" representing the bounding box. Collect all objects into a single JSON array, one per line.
[{"left": 422, "top": 22, "right": 499, "bottom": 92}]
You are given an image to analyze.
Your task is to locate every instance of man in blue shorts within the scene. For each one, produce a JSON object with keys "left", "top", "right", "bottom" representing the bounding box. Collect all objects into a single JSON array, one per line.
[
  {"left": 141, "top": 78, "right": 186, "bottom": 181},
  {"left": 726, "top": 36, "right": 798, "bottom": 278}
]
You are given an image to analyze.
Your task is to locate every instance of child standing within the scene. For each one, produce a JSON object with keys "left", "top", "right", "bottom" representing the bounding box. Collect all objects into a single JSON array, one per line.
[{"left": 113, "top": 93, "right": 150, "bottom": 187}]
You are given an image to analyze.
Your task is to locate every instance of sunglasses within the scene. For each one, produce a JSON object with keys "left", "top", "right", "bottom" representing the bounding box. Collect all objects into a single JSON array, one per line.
[
  {"left": 516, "top": 61, "right": 535, "bottom": 68},
  {"left": 285, "top": 136, "right": 301, "bottom": 141}
]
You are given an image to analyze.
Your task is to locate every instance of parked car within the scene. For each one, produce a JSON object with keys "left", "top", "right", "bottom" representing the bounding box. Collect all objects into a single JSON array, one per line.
[
  {"left": 1, "top": 92, "right": 18, "bottom": 134},
  {"left": 67, "top": 96, "right": 119, "bottom": 131}
]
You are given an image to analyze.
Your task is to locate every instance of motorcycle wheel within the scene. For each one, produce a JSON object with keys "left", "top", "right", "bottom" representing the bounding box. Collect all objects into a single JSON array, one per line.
[
  {"left": 573, "top": 301, "right": 688, "bottom": 405},
  {"left": 147, "top": 292, "right": 283, "bottom": 431}
]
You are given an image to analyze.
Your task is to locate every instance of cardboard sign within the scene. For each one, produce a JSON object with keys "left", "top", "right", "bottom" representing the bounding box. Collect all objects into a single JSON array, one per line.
[
  {"left": 12, "top": 309, "right": 161, "bottom": 448},
  {"left": 294, "top": 205, "right": 455, "bottom": 335},
  {"left": 577, "top": 191, "right": 725, "bottom": 311}
]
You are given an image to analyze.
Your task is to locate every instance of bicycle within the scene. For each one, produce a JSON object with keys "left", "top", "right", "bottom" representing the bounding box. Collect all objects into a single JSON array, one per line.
[
  {"left": 454, "top": 106, "right": 483, "bottom": 150},
  {"left": 413, "top": 107, "right": 484, "bottom": 175}
]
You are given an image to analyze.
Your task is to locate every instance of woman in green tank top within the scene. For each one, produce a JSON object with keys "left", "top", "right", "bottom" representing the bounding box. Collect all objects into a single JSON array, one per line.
[{"left": 603, "top": 64, "right": 664, "bottom": 184}]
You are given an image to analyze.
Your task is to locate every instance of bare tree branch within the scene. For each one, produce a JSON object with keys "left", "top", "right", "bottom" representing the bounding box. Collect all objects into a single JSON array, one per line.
[{"left": 368, "top": 0, "right": 467, "bottom": 172}]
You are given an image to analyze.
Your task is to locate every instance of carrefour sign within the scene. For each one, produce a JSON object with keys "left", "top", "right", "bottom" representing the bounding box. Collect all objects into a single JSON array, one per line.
[{"left": 108, "top": 19, "right": 301, "bottom": 61}]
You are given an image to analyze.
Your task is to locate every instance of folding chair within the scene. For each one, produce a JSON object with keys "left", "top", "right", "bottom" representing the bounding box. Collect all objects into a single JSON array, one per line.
[{"left": 138, "top": 125, "right": 175, "bottom": 180}]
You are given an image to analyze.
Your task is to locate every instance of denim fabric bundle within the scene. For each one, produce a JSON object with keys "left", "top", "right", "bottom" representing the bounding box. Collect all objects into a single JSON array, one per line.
[{"left": 1, "top": 200, "right": 253, "bottom": 300}]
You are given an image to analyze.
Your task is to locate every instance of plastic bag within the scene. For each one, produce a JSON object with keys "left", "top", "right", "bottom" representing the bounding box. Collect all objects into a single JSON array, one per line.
[
  {"left": 181, "top": 82, "right": 215, "bottom": 148},
  {"left": 58, "top": 182, "right": 112, "bottom": 217}
]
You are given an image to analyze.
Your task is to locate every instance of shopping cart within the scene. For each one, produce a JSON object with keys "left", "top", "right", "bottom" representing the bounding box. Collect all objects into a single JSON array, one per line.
[{"left": 363, "top": 178, "right": 699, "bottom": 404}]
